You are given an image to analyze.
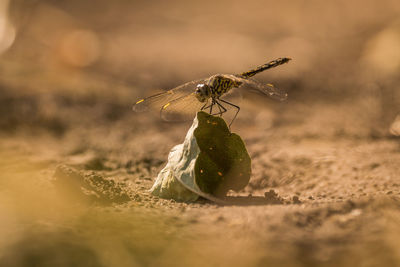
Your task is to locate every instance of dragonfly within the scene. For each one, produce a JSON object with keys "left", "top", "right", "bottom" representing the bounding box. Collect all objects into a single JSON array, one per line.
[{"left": 133, "top": 57, "right": 291, "bottom": 126}]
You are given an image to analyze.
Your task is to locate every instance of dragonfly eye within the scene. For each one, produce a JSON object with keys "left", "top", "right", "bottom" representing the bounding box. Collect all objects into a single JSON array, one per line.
[
  {"left": 196, "top": 84, "right": 205, "bottom": 94},
  {"left": 195, "top": 84, "right": 209, "bottom": 102}
]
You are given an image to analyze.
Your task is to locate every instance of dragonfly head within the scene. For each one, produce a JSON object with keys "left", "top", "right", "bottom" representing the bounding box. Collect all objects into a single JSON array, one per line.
[{"left": 195, "top": 83, "right": 210, "bottom": 102}]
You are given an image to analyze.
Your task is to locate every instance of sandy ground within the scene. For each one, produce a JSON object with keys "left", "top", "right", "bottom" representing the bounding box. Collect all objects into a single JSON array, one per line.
[{"left": 1, "top": 89, "right": 399, "bottom": 267}]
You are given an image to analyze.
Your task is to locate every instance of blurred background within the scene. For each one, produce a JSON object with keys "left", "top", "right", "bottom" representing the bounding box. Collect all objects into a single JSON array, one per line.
[
  {"left": 1, "top": 0, "right": 399, "bottom": 136},
  {"left": 1, "top": 1, "right": 400, "bottom": 267}
]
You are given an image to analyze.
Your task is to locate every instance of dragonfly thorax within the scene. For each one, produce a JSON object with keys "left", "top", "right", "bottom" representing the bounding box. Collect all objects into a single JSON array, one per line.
[
  {"left": 195, "top": 83, "right": 211, "bottom": 103},
  {"left": 207, "top": 75, "right": 239, "bottom": 98}
]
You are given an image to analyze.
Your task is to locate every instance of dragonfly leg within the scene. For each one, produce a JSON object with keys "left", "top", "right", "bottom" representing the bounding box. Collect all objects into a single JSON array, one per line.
[
  {"left": 200, "top": 102, "right": 208, "bottom": 110},
  {"left": 210, "top": 99, "right": 225, "bottom": 116},
  {"left": 209, "top": 99, "right": 215, "bottom": 115},
  {"left": 219, "top": 99, "right": 240, "bottom": 127},
  {"left": 201, "top": 101, "right": 214, "bottom": 114},
  {"left": 215, "top": 100, "right": 227, "bottom": 116},
  {"left": 201, "top": 99, "right": 227, "bottom": 116},
  {"left": 201, "top": 98, "right": 214, "bottom": 111},
  {"left": 215, "top": 102, "right": 222, "bottom": 116}
]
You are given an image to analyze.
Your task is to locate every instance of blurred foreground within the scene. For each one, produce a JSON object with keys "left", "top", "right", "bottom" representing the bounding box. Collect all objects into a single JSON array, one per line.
[{"left": 1, "top": 0, "right": 400, "bottom": 266}]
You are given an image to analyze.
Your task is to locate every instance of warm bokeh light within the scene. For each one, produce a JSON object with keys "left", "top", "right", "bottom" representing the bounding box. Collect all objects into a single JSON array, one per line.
[
  {"left": 362, "top": 23, "right": 400, "bottom": 76},
  {"left": 57, "top": 29, "right": 100, "bottom": 67},
  {"left": 0, "top": 0, "right": 15, "bottom": 55}
]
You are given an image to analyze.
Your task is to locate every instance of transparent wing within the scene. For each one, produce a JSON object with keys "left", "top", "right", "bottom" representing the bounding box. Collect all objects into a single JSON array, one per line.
[
  {"left": 161, "top": 93, "right": 209, "bottom": 122},
  {"left": 132, "top": 79, "right": 206, "bottom": 112},
  {"left": 231, "top": 75, "right": 288, "bottom": 101}
]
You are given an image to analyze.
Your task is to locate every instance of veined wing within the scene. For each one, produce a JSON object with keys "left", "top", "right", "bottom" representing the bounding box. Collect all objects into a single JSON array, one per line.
[
  {"left": 132, "top": 79, "right": 206, "bottom": 112},
  {"left": 161, "top": 93, "right": 209, "bottom": 122},
  {"left": 232, "top": 76, "right": 288, "bottom": 101}
]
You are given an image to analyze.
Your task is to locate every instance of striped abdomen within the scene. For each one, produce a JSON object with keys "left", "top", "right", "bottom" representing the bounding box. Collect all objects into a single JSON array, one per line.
[{"left": 239, "top": 57, "right": 291, "bottom": 78}]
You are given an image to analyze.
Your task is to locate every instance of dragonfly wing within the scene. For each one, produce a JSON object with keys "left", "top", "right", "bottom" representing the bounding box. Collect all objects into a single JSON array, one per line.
[
  {"left": 133, "top": 91, "right": 171, "bottom": 112},
  {"left": 233, "top": 76, "right": 288, "bottom": 101},
  {"left": 161, "top": 93, "right": 209, "bottom": 122},
  {"left": 132, "top": 79, "right": 206, "bottom": 112}
]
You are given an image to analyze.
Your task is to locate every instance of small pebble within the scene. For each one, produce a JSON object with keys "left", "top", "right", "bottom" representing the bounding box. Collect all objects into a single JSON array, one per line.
[
  {"left": 293, "top": 196, "right": 301, "bottom": 204},
  {"left": 216, "top": 215, "right": 225, "bottom": 222}
]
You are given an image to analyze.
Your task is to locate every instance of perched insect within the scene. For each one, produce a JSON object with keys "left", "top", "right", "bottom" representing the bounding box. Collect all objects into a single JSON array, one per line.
[{"left": 133, "top": 57, "right": 291, "bottom": 126}]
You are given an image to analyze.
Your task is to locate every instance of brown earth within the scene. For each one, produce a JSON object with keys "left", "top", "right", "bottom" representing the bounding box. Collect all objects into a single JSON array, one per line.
[{"left": 1, "top": 91, "right": 399, "bottom": 266}]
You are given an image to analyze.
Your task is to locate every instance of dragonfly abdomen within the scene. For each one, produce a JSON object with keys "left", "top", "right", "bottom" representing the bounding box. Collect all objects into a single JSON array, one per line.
[{"left": 239, "top": 57, "right": 291, "bottom": 78}]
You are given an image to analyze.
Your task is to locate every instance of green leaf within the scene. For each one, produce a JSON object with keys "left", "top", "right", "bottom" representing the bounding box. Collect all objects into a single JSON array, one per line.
[
  {"left": 194, "top": 112, "right": 251, "bottom": 197},
  {"left": 150, "top": 111, "right": 251, "bottom": 202}
]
